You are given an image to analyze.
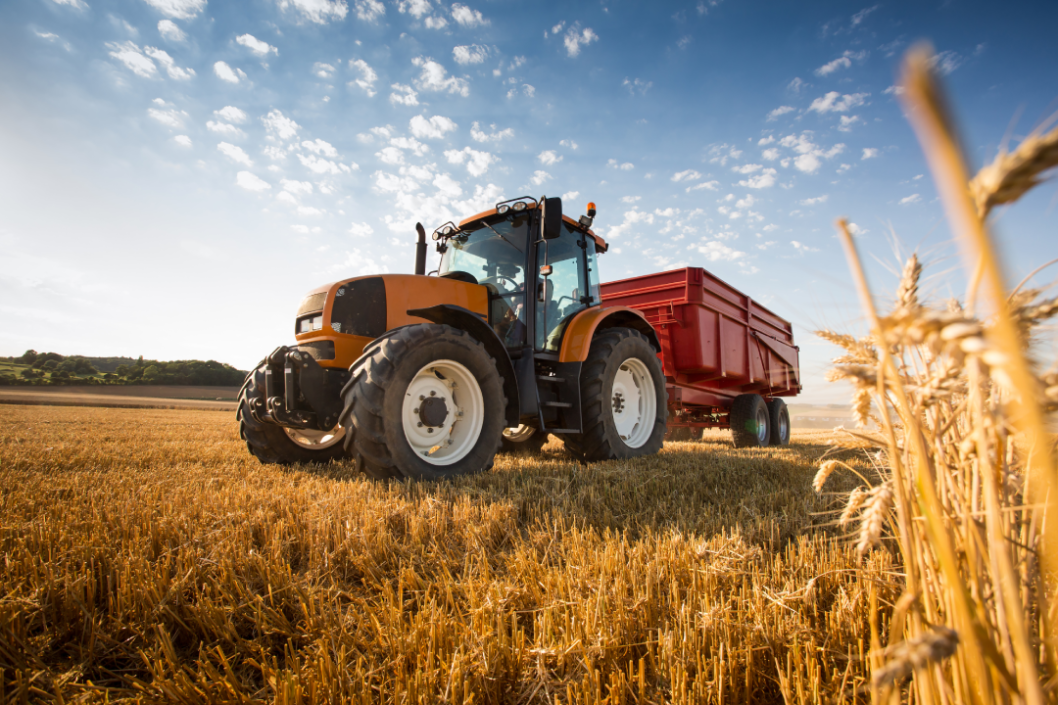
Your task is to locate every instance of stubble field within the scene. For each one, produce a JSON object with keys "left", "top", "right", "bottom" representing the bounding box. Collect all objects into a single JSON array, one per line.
[{"left": 0, "top": 404, "right": 895, "bottom": 704}]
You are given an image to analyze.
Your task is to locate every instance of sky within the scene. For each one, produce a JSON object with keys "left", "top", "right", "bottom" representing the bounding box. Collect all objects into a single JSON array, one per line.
[{"left": 1, "top": 0, "right": 1056, "bottom": 404}]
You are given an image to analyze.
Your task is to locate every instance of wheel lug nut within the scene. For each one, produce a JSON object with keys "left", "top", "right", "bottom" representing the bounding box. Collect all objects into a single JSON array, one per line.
[
  {"left": 413, "top": 408, "right": 419, "bottom": 413},
  {"left": 419, "top": 395, "right": 425, "bottom": 401},
  {"left": 428, "top": 428, "right": 434, "bottom": 433},
  {"left": 429, "top": 391, "right": 436, "bottom": 396},
  {"left": 417, "top": 422, "right": 423, "bottom": 427}
]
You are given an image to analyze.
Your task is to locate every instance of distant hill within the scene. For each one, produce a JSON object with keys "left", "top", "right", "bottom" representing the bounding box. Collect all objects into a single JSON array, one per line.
[{"left": 0, "top": 350, "right": 247, "bottom": 387}]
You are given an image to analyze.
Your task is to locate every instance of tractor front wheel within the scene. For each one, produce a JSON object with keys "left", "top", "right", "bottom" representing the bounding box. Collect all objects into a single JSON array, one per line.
[
  {"left": 564, "top": 327, "right": 667, "bottom": 462},
  {"left": 339, "top": 324, "right": 507, "bottom": 480},
  {"left": 236, "top": 362, "right": 348, "bottom": 465}
]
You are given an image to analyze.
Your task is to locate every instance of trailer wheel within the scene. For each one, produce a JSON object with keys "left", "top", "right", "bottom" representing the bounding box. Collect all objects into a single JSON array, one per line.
[
  {"left": 564, "top": 327, "right": 667, "bottom": 462},
  {"left": 767, "top": 398, "right": 791, "bottom": 446},
  {"left": 730, "top": 393, "right": 770, "bottom": 448},
  {"left": 499, "top": 425, "right": 549, "bottom": 454},
  {"left": 339, "top": 323, "right": 506, "bottom": 480},
  {"left": 236, "top": 361, "right": 348, "bottom": 465}
]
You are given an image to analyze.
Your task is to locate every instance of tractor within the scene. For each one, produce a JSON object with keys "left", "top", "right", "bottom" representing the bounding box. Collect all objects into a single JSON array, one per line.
[{"left": 237, "top": 196, "right": 668, "bottom": 479}]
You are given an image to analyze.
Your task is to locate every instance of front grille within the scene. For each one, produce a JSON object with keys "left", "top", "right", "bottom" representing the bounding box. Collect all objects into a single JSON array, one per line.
[{"left": 330, "top": 277, "right": 387, "bottom": 338}]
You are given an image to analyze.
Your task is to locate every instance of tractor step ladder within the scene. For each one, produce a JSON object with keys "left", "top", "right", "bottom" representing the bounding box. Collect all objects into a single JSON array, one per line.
[{"left": 535, "top": 374, "right": 579, "bottom": 433}]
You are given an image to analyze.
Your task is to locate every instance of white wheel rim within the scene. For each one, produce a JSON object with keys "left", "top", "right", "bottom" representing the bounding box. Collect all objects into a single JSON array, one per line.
[
  {"left": 755, "top": 406, "right": 770, "bottom": 445},
  {"left": 610, "top": 357, "right": 656, "bottom": 449},
  {"left": 503, "top": 424, "right": 536, "bottom": 442},
  {"left": 401, "top": 359, "right": 484, "bottom": 466},
  {"left": 284, "top": 425, "right": 345, "bottom": 450}
]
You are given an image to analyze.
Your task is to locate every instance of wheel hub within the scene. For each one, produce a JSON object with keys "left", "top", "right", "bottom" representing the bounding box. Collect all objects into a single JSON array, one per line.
[
  {"left": 418, "top": 396, "right": 449, "bottom": 427},
  {"left": 612, "top": 392, "right": 626, "bottom": 414}
]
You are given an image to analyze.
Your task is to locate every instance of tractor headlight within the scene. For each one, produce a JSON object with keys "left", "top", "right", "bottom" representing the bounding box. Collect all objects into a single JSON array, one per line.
[
  {"left": 512, "top": 201, "right": 527, "bottom": 212},
  {"left": 297, "top": 315, "right": 323, "bottom": 334},
  {"left": 497, "top": 204, "right": 510, "bottom": 215}
]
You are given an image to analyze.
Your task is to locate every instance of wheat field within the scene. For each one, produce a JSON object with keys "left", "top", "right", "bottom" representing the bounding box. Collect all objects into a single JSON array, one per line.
[{"left": 0, "top": 404, "right": 895, "bottom": 704}]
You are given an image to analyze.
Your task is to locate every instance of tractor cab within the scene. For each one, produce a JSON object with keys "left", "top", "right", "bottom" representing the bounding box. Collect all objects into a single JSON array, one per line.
[{"left": 435, "top": 198, "right": 606, "bottom": 353}]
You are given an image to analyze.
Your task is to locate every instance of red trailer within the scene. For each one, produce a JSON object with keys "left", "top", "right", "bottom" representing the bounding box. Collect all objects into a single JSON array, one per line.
[{"left": 600, "top": 267, "right": 801, "bottom": 447}]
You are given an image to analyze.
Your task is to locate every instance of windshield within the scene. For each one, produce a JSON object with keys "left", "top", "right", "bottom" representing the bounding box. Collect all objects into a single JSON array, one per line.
[{"left": 438, "top": 213, "right": 531, "bottom": 290}]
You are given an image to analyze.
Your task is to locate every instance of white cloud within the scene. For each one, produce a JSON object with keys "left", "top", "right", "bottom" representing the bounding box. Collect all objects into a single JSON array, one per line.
[
  {"left": 777, "top": 132, "right": 845, "bottom": 173},
  {"left": 410, "top": 114, "right": 457, "bottom": 139},
  {"left": 623, "top": 77, "right": 652, "bottom": 96},
  {"left": 758, "top": 136, "right": 775, "bottom": 146},
  {"left": 302, "top": 138, "right": 338, "bottom": 157},
  {"left": 929, "top": 50, "right": 964, "bottom": 76},
  {"left": 143, "top": 46, "right": 195, "bottom": 79},
  {"left": 564, "top": 24, "right": 598, "bottom": 57},
  {"left": 815, "top": 50, "right": 866, "bottom": 77},
  {"left": 157, "top": 20, "right": 186, "bottom": 42},
  {"left": 767, "top": 105, "right": 795, "bottom": 121},
  {"left": 49, "top": 0, "right": 88, "bottom": 8},
  {"left": 708, "top": 143, "right": 743, "bottom": 166},
  {"left": 445, "top": 146, "right": 496, "bottom": 176},
  {"left": 107, "top": 41, "right": 157, "bottom": 78},
  {"left": 837, "top": 163, "right": 851, "bottom": 173},
  {"left": 424, "top": 15, "right": 447, "bottom": 29},
  {"left": 788, "top": 77, "right": 807, "bottom": 93},
  {"left": 850, "top": 5, "right": 879, "bottom": 26},
  {"left": 297, "top": 205, "right": 323, "bottom": 217},
  {"left": 282, "top": 179, "right": 313, "bottom": 196},
  {"left": 762, "top": 148, "right": 780, "bottom": 160},
  {"left": 538, "top": 150, "right": 562, "bottom": 166},
  {"left": 791, "top": 240, "right": 819, "bottom": 253},
  {"left": 147, "top": 99, "right": 187, "bottom": 127},
  {"left": 523, "top": 84, "right": 535, "bottom": 97},
  {"left": 607, "top": 209, "right": 654, "bottom": 239},
  {"left": 451, "top": 3, "right": 488, "bottom": 27},
  {"left": 899, "top": 194, "right": 921, "bottom": 205},
  {"left": 560, "top": 139, "right": 578, "bottom": 150},
  {"left": 529, "top": 170, "right": 551, "bottom": 186},
  {"left": 883, "top": 85, "right": 905, "bottom": 97},
  {"left": 349, "top": 221, "right": 374, "bottom": 237},
  {"left": 389, "top": 84, "right": 419, "bottom": 106},
  {"left": 794, "top": 154, "right": 821, "bottom": 173},
  {"left": 262, "top": 110, "right": 300, "bottom": 141},
  {"left": 237, "top": 34, "right": 277, "bottom": 56},
  {"left": 694, "top": 241, "right": 745, "bottom": 262},
  {"left": 563, "top": 191, "right": 581, "bottom": 201},
  {"left": 173, "top": 134, "right": 192, "bottom": 147},
  {"left": 732, "top": 163, "right": 762, "bottom": 174},
  {"left": 218, "top": 142, "right": 252, "bottom": 166},
  {"left": 412, "top": 57, "right": 469, "bottom": 96},
  {"left": 838, "top": 115, "right": 861, "bottom": 132},
  {"left": 808, "top": 91, "right": 868, "bottom": 113},
  {"left": 862, "top": 147, "right": 879, "bottom": 159},
  {"left": 142, "top": 0, "right": 206, "bottom": 19},
  {"left": 739, "top": 168, "right": 777, "bottom": 188},
  {"left": 348, "top": 59, "right": 377, "bottom": 96},
  {"left": 277, "top": 0, "right": 351, "bottom": 23},
  {"left": 206, "top": 120, "right": 245, "bottom": 137},
  {"left": 471, "top": 122, "right": 513, "bottom": 142},
  {"left": 735, "top": 195, "right": 756, "bottom": 209},
  {"left": 548, "top": 21, "right": 565, "bottom": 36},
  {"left": 621, "top": 195, "right": 640, "bottom": 203},
  {"left": 607, "top": 159, "right": 634, "bottom": 171},
  {"left": 215, "top": 106, "right": 247, "bottom": 123},
  {"left": 377, "top": 146, "right": 404, "bottom": 165},
  {"left": 686, "top": 181, "right": 719, "bottom": 192},
  {"left": 397, "top": 0, "right": 430, "bottom": 17},
  {"left": 453, "top": 45, "right": 489, "bottom": 65},
  {"left": 801, "top": 195, "right": 828, "bottom": 205},
  {"left": 671, "top": 170, "right": 702, "bottom": 182},
  {"left": 236, "top": 171, "right": 271, "bottom": 191},
  {"left": 389, "top": 137, "right": 428, "bottom": 156},
  {"left": 213, "top": 61, "right": 246, "bottom": 84},
  {"left": 298, "top": 153, "right": 348, "bottom": 174}
]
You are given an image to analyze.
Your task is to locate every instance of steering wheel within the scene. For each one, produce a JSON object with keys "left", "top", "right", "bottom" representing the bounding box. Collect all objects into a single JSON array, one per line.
[{"left": 480, "top": 275, "right": 520, "bottom": 293}]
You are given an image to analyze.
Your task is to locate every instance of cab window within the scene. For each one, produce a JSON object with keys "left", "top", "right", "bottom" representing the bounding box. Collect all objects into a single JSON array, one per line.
[{"left": 535, "top": 223, "right": 589, "bottom": 351}]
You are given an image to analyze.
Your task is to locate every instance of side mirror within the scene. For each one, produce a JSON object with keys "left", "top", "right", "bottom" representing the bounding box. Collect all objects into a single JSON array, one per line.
[{"left": 541, "top": 197, "right": 563, "bottom": 240}]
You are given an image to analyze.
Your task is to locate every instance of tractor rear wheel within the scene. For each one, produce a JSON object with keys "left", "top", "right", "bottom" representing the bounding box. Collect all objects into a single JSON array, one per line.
[
  {"left": 767, "top": 398, "right": 791, "bottom": 446},
  {"left": 236, "top": 362, "right": 348, "bottom": 465},
  {"left": 730, "top": 393, "right": 770, "bottom": 448},
  {"left": 564, "top": 328, "right": 667, "bottom": 462},
  {"left": 500, "top": 425, "right": 549, "bottom": 454},
  {"left": 339, "top": 324, "right": 506, "bottom": 480}
]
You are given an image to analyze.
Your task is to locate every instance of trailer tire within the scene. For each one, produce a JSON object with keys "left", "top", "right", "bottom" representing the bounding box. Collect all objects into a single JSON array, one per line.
[
  {"left": 339, "top": 323, "right": 506, "bottom": 480},
  {"left": 236, "top": 361, "right": 348, "bottom": 465},
  {"left": 500, "top": 425, "right": 549, "bottom": 454},
  {"left": 767, "top": 398, "right": 791, "bottom": 446},
  {"left": 564, "top": 328, "right": 667, "bottom": 462},
  {"left": 730, "top": 393, "right": 770, "bottom": 448}
]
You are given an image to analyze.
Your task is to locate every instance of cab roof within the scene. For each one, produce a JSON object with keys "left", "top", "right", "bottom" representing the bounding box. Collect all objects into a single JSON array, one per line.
[{"left": 457, "top": 202, "right": 608, "bottom": 253}]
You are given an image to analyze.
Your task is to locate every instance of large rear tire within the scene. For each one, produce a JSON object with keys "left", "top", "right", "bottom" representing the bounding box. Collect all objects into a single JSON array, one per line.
[
  {"left": 564, "top": 328, "right": 667, "bottom": 462},
  {"left": 767, "top": 398, "right": 791, "bottom": 446},
  {"left": 339, "top": 324, "right": 506, "bottom": 480},
  {"left": 730, "top": 393, "right": 770, "bottom": 448},
  {"left": 499, "top": 425, "right": 549, "bottom": 454},
  {"left": 236, "top": 362, "right": 348, "bottom": 465}
]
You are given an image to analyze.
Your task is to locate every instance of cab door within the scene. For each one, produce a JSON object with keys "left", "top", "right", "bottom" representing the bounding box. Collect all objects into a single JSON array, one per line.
[{"left": 534, "top": 223, "right": 597, "bottom": 351}]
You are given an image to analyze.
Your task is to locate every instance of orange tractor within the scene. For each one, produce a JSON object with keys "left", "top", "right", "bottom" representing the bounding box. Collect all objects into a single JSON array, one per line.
[{"left": 238, "top": 197, "right": 668, "bottom": 478}]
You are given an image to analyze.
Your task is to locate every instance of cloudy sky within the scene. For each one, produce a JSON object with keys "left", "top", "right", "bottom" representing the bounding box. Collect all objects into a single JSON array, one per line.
[{"left": 2, "top": 0, "right": 1056, "bottom": 403}]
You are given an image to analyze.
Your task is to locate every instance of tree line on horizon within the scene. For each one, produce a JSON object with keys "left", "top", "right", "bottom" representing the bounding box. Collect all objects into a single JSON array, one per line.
[{"left": 0, "top": 350, "right": 247, "bottom": 387}]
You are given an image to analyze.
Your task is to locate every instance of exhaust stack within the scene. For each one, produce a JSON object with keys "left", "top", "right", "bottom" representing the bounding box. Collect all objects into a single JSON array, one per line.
[{"left": 414, "top": 222, "right": 427, "bottom": 275}]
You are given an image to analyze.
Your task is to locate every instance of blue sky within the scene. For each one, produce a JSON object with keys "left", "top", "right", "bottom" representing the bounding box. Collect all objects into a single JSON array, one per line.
[{"left": 2, "top": 0, "right": 1056, "bottom": 403}]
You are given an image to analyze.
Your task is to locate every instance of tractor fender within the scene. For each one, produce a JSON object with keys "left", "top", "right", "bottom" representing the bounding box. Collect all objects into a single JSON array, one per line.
[
  {"left": 558, "top": 306, "right": 661, "bottom": 363},
  {"left": 406, "top": 304, "right": 520, "bottom": 427}
]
